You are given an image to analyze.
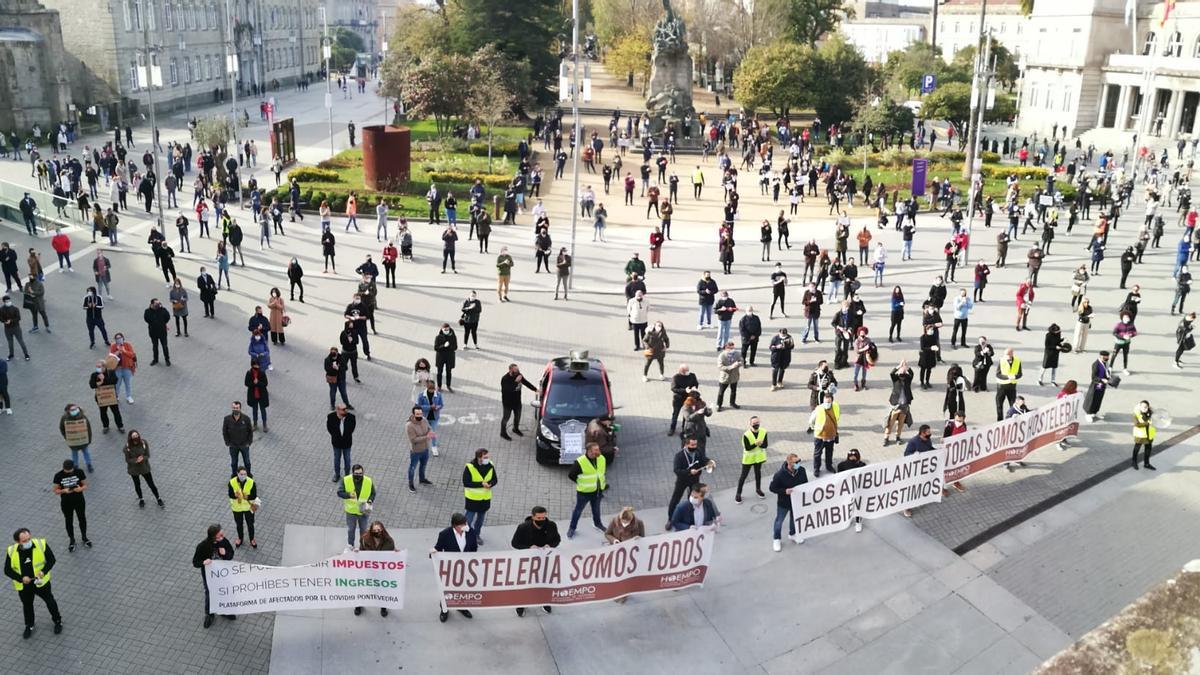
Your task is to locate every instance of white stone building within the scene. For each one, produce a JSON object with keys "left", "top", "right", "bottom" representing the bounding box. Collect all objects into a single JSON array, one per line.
[{"left": 842, "top": 20, "right": 929, "bottom": 63}]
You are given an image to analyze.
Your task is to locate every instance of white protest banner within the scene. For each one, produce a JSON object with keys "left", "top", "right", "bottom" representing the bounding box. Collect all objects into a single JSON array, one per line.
[
  {"left": 434, "top": 528, "right": 713, "bottom": 609},
  {"left": 942, "top": 393, "right": 1082, "bottom": 482},
  {"left": 790, "top": 451, "right": 945, "bottom": 539},
  {"left": 206, "top": 550, "right": 407, "bottom": 615}
]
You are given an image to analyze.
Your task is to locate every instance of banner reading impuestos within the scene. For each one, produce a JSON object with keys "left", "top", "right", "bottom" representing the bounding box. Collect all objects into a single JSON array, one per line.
[
  {"left": 206, "top": 551, "right": 407, "bottom": 615},
  {"left": 434, "top": 528, "right": 714, "bottom": 609}
]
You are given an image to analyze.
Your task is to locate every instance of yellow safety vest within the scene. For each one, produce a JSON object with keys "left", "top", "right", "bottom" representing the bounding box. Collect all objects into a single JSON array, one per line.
[
  {"left": 342, "top": 475, "right": 373, "bottom": 515},
  {"left": 229, "top": 477, "right": 255, "bottom": 513},
  {"left": 7, "top": 539, "right": 49, "bottom": 591},
  {"left": 575, "top": 455, "right": 607, "bottom": 493},
  {"left": 811, "top": 403, "right": 841, "bottom": 440},
  {"left": 464, "top": 462, "right": 494, "bottom": 502},
  {"left": 742, "top": 428, "right": 767, "bottom": 465},
  {"left": 998, "top": 357, "right": 1022, "bottom": 383},
  {"left": 1133, "top": 412, "right": 1157, "bottom": 442}
]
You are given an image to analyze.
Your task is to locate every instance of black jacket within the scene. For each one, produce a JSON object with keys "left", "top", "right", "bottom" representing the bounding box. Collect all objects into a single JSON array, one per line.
[
  {"left": 889, "top": 368, "right": 914, "bottom": 405},
  {"left": 192, "top": 537, "right": 234, "bottom": 579},
  {"left": 435, "top": 526, "right": 478, "bottom": 553},
  {"left": 769, "top": 463, "right": 808, "bottom": 507},
  {"left": 500, "top": 371, "right": 537, "bottom": 405},
  {"left": 222, "top": 413, "right": 253, "bottom": 447},
  {"left": 670, "top": 372, "right": 699, "bottom": 403},
  {"left": 739, "top": 313, "right": 762, "bottom": 341},
  {"left": 434, "top": 329, "right": 457, "bottom": 366},
  {"left": 143, "top": 305, "right": 170, "bottom": 337},
  {"left": 197, "top": 272, "right": 217, "bottom": 302},
  {"left": 511, "top": 516, "right": 561, "bottom": 550},
  {"left": 672, "top": 447, "right": 709, "bottom": 485},
  {"left": 327, "top": 411, "right": 356, "bottom": 449}
]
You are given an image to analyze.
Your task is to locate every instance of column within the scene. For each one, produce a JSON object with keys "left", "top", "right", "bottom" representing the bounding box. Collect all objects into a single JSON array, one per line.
[
  {"left": 1096, "top": 84, "right": 1111, "bottom": 128},
  {"left": 1191, "top": 100, "right": 1200, "bottom": 137},
  {"left": 1168, "top": 89, "right": 1185, "bottom": 138}
]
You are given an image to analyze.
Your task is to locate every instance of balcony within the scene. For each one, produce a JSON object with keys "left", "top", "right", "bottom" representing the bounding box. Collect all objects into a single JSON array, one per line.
[{"left": 1106, "top": 52, "right": 1200, "bottom": 74}]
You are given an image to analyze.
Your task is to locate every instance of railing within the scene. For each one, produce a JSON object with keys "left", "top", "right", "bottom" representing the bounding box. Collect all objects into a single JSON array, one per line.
[
  {"left": 0, "top": 176, "right": 84, "bottom": 234},
  {"left": 1106, "top": 53, "right": 1200, "bottom": 72}
]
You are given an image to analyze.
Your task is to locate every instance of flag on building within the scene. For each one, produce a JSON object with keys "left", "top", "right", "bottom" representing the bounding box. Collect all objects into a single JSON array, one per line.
[{"left": 1160, "top": 0, "right": 1177, "bottom": 27}]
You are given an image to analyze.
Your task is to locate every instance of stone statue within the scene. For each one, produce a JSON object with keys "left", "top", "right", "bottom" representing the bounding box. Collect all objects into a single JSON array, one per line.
[{"left": 645, "top": 0, "right": 695, "bottom": 134}]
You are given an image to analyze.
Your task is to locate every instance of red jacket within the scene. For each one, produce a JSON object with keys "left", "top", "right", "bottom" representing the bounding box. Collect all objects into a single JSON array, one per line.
[
  {"left": 382, "top": 244, "right": 398, "bottom": 264},
  {"left": 51, "top": 233, "right": 70, "bottom": 254},
  {"left": 1016, "top": 282, "right": 1035, "bottom": 309}
]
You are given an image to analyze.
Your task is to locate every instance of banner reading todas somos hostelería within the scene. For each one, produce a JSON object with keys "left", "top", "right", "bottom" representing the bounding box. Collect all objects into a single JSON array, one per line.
[
  {"left": 434, "top": 528, "right": 714, "bottom": 609},
  {"left": 942, "top": 393, "right": 1083, "bottom": 482},
  {"left": 206, "top": 551, "right": 407, "bottom": 615},
  {"left": 790, "top": 451, "right": 945, "bottom": 539}
]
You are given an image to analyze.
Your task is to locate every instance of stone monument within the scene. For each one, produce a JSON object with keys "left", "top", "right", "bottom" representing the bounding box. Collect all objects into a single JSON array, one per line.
[{"left": 645, "top": 0, "right": 694, "bottom": 135}]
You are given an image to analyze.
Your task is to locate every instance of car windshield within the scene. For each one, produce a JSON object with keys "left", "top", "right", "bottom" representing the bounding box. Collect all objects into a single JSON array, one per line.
[{"left": 546, "top": 377, "right": 608, "bottom": 418}]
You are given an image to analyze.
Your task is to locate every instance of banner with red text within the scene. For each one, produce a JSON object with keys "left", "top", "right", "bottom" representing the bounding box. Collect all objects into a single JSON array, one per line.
[
  {"left": 433, "top": 528, "right": 714, "bottom": 609},
  {"left": 942, "top": 393, "right": 1083, "bottom": 482},
  {"left": 207, "top": 551, "right": 407, "bottom": 615},
  {"left": 790, "top": 451, "right": 945, "bottom": 539}
]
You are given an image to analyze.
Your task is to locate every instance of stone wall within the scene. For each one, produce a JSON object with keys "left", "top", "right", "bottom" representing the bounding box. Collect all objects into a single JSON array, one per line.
[{"left": 0, "top": 0, "right": 74, "bottom": 130}]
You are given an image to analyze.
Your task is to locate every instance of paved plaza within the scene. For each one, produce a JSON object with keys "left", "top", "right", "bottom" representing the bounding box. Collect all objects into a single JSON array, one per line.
[{"left": 0, "top": 71, "right": 1198, "bottom": 673}]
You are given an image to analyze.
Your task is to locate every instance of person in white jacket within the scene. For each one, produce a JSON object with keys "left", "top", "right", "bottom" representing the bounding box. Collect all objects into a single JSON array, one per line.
[
  {"left": 872, "top": 242, "right": 887, "bottom": 287},
  {"left": 627, "top": 290, "right": 650, "bottom": 350}
]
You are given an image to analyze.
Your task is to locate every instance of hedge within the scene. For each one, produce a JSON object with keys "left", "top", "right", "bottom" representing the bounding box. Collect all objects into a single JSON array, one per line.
[
  {"left": 426, "top": 171, "right": 511, "bottom": 189},
  {"left": 289, "top": 167, "right": 341, "bottom": 183},
  {"left": 468, "top": 141, "right": 520, "bottom": 157}
]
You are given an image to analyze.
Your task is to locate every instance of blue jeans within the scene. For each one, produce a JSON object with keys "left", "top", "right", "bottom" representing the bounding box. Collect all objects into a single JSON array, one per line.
[
  {"left": 249, "top": 401, "right": 268, "bottom": 425},
  {"left": 698, "top": 304, "right": 713, "bottom": 326},
  {"left": 902, "top": 241, "right": 913, "bottom": 259},
  {"left": 853, "top": 362, "right": 868, "bottom": 385},
  {"left": 408, "top": 451, "right": 429, "bottom": 483},
  {"left": 830, "top": 280, "right": 842, "bottom": 298},
  {"left": 228, "top": 446, "right": 250, "bottom": 476},
  {"left": 428, "top": 418, "right": 440, "bottom": 449},
  {"left": 345, "top": 513, "right": 369, "bottom": 546},
  {"left": 447, "top": 207, "right": 457, "bottom": 226},
  {"left": 466, "top": 509, "right": 487, "bottom": 538},
  {"left": 115, "top": 367, "right": 133, "bottom": 399},
  {"left": 333, "top": 446, "right": 352, "bottom": 479},
  {"left": 803, "top": 317, "right": 820, "bottom": 341},
  {"left": 569, "top": 491, "right": 603, "bottom": 532},
  {"left": 716, "top": 319, "right": 731, "bottom": 348},
  {"left": 773, "top": 504, "right": 795, "bottom": 539},
  {"left": 71, "top": 446, "right": 93, "bottom": 469},
  {"left": 874, "top": 266, "right": 884, "bottom": 285}
]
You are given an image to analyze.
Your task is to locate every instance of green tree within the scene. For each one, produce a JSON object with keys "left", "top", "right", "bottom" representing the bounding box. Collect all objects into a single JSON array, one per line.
[
  {"left": 919, "top": 82, "right": 1015, "bottom": 147},
  {"left": 448, "top": 0, "right": 564, "bottom": 104},
  {"left": 852, "top": 99, "right": 915, "bottom": 138},
  {"left": 465, "top": 55, "right": 518, "bottom": 173},
  {"left": 604, "top": 32, "right": 652, "bottom": 92},
  {"left": 785, "top": 0, "right": 855, "bottom": 47},
  {"left": 401, "top": 53, "right": 474, "bottom": 136},
  {"left": 591, "top": 0, "right": 658, "bottom": 46},
  {"left": 810, "top": 35, "right": 873, "bottom": 125},
  {"left": 883, "top": 42, "right": 968, "bottom": 98},
  {"left": 952, "top": 40, "right": 1020, "bottom": 90},
  {"left": 193, "top": 116, "right": 233, "bottom": 152},
  {"left": 733, "top": 40, "right": 816, "bottom": 118},
  {"left": 335, "top": 27, "right": 366, "bottom": 53}
]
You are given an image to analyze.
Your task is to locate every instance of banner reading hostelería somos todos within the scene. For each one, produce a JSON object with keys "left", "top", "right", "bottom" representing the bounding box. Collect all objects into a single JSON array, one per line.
[
  {"left": 942, "top": 393, "right": 1082, "bottom": 482},
  {"left": 206, "top": 551, "right": 407, "bottom": 615},
  {"left": 434, "top": 528, "right": 713, "bottom": 609},
  {"left": 790, "top": 451, "right": 945, "bottom": 539}
]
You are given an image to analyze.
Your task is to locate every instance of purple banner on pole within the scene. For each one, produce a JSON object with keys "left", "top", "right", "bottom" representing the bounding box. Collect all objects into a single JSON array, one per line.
[{"left": 911, "top": 158, "right": 928, "bottom": 197}]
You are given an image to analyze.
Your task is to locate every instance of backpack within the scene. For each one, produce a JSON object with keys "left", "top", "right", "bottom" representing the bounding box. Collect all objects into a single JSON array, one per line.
[{"left": 867, "top": 341, "right": 879, "bottom": 364}]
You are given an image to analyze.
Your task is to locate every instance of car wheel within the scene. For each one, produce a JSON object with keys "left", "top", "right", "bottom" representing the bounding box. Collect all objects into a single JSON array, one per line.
[{"left": 535, "top": 442, "right": 559, "bottom": 466}]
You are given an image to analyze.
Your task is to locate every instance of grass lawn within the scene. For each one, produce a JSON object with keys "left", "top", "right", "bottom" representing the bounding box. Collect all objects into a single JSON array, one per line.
[
  {"left": 403, "top": 119, "right": 530, "bottom": 143},
  {"left": 849, "top": 164, "right": 1075, "bottom": 203}
]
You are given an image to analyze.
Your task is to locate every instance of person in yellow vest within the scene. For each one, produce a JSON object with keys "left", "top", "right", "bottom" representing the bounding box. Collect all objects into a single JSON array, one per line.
[
  {"left": 5, "top": 528, "right": 62, "bottom": 639},
  {"left": 336, "top": 464, "right": 375, "bottom": 548},
  {"left": 994, "top": 347, "right": 1022, "bottom": 421},
  {"left": 1132, "top": 400, "right": 1157, "bottom": 471},
  {"left": 462, "top": 448, "right": 497, "bottom": 546},
  {"left": 566, "top": 442, "right": 606, "bottom": 538},
  {"left": 807, "top": 392, "right": 841, "bottom": 477},
  {"left": 228, "top": 467, "right": 258, "bottom": 548},
  {"left": 735, "top": 416, "right": 768, "bottom": 503}
]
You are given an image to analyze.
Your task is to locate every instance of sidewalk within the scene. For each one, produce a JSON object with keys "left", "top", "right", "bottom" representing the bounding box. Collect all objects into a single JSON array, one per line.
[{"left": 269, "top": 484, "right": 1069, "bottom": 675}]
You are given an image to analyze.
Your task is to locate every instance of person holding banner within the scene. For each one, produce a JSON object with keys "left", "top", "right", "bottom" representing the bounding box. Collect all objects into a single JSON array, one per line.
[
  {"left": 902, "top": 425, "right": 936, "bottom": 518},
  {"left": 359, "top": 521, "right": 397, "bottom": 617},
  {"left": 337, "top": 465, "right": 375, "bottom": 548},
  {"left": 433, "top": 514, "right": 476, "bottom": 623},
  {"left": 836, "top": 450, "right": 866, "bottom": 533},
  {"left": 58, "top": 404, "right": 93, "bottom": 472},
  {"left": 769, "top": 454, "right": 807, "bottom": 551},
  {"left": 994, "top": 348, "right": 1022, "bottom": 421},
  {"left": 511, "top": 506, "right": 560, "bottom": 617},
  {"left": 1132, "top": 400, "right": 1157, "bottom": 470},
  {"left": 667, "top": 437, "right": 710, "bottom": 527},
  {"left": 88, "top": 362, "right": 123, "bottom": 433},
  {"left": 734, "top": 417, "right": 768, "bottom": 503},
  {"left": 670, "top": 484, "right": 721, "bottom": 532},
  {"left": 192, "top": 524, "right": 235, "bottom": 629},
  {"left": 807, "top": 391, "right": 840, "bottom": 477},
  {"left": 567, "top": 443, "right": 607, "bottom": 539},
  {"left": 462, "top": 449, "right": 496, "bottom": 544}
]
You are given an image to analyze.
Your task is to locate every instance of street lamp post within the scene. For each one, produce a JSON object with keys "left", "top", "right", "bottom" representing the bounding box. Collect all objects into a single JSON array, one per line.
[
  {"left": 138, "top": 9, "right": 165, "bottom": 228},
  {"left": 179, "top": 36, "right": 189, "bottom": 123},
  {"left": 567, "top": 0, "right": 581, "bottom": 290},
  {"left": 320, "top": 6, "right": 334, "bottom": 157},
  {"left": 963, "top": 32, "right": 993, "bottom": 265}
]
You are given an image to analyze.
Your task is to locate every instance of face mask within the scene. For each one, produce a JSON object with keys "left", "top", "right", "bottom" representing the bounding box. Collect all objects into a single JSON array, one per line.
[
  {"left": 96, "top": 367, "right": 103, "bottom": 373},
  {"left": 231, "top": 409, "right": 240, "bottom": 416},
  {"left": 1123, "top": 318, "right": 1130, "bottom": 324},
  {"left": 442, "top": 329, "right": 450, "bottom": 334},
  {"left": 689, "top": 497, "right": 702, "bottom": 506},
  {"left": 353, "top": 473, "right": 363, "bottom": 479},
  {"left": 116, "top": 338, "right": 124, "bottom": 345},
  {"left": 69, "top": 408, "right": 79, "bottom": 416},
  {"left": 2, "top": 301, "right": 9, "bottom": 307},
  {"left": 620, "top": 517, "right": 632, "bottom": 526},
  {"left": 791, "top": 461, "right": 802, "bottom": 471},
  {"left": 824, "top": 402, "right": 832, "bottom": 409},
  {"left": 751, "top": 424, "right": 759, "bottom": 430},
  {"left": 480, "top": 458, "right": 490, "bottom": 465},
  {"left": 21, "top": 542, "right": 32, "bottom": 550},
  {"left": 238, "top": 473, "right": 247, "bottom": 481}
]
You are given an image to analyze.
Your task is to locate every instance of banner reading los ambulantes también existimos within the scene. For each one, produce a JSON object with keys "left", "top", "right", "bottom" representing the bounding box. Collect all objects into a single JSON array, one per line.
[
  {"left": 790, "top": 451, "right": 945, "bottom": 539},
  {"left": 942, "top": 393, "right": 1082, "bottom": 482},
  {"left": 206, "top": 551, "right": 407, "bottom": 615},
  {"left": 434, "top": 528, "right": 713, "bottom": 609}
]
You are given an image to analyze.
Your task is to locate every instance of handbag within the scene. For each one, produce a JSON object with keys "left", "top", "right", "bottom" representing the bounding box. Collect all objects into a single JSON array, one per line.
[
  {"left": 325, "top": 375, "right": 338, "bottom": 384},
  {"left": 171, "top": 300, "right": 184, "bottom": 311},
  {"left": 281, "top": 315, "right": 291, "bottom": 327},
  {"left": 643, "top": 348, "right": 654, "bottom": 357},
  {"left": 22, "top": 294, "right": 35, "bottom": 310}
]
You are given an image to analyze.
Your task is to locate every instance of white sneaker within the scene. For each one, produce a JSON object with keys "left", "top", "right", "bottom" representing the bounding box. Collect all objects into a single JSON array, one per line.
[
  {"left": 1122, "top": 369, "right": 1131, "bottom": 376},
  {"left": 643, "top": 376, "right": 649, "bottom": 382},
  {"left": 1086, "top": 414, "right": 1095, "bottom": 422},
  {"left": 127, "top": 397, "right": 134, "bottom": 404},
  {"left": 431, "top": 447, "right": 440, "bottom": 457},
  {"left": 854, "top": 522, "right": 863, "bottom": 533},
  {"left": 696, "top": 325, "right": 704, "bottom": 330},
  {"left": 772, "top": 539, "right": 782, "bottom": 552},
  {"left": 792, "top": 535, "right": 805, "bottom": 545},
  {"left": 4, "top": 408, "right": 11, "bottom": 415},
  {"left": 106, "top": 295, "right": 113, "bottom": 300}
]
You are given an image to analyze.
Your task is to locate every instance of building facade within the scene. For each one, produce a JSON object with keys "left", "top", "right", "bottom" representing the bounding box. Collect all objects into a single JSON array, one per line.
[
  {"left": 935, "top": 0, "right": 1029, "bottom": 62},
  {"left": 40, "top": 0, "right": 327, "bottom": 117},
  {"left": 1017, "top": 0, "right": 1200, "bottom": 141},
  {"left": 0, "top": 0, "right": 73, "bottom": 130},
  {"left": 842, "top": 20, "right": 929, "bottom": 63}
]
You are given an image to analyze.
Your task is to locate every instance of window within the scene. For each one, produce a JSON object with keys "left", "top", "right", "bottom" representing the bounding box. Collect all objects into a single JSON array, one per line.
[
  {"left": 194, "top": 56, "right": 201, "bottom": 82},
  {"left": 1062, "top": 88, "right": 1073, "bottom": 112},
  {"left": 164, "top": 1, "right": 173, "bottom": 29},
  {"left": 147, "top": 0, "right": 155, "bottom": 30},
  {"left": 204, "top": 55, "right": 212, "bottom": 80},
  {"left": 1167, "top": 31, "right": 1183, "bottom": 57},
  {"left": 129, "top": 58, "right": 140, "bottom": 90},
  {"left": 169, "top": 57, "right": 178, "bottom": 85},
  {"left": 1143, "top": 31, "right": 1157, "bottom": 56},
  {"left": 1030, "top": 85, "right": 1040, "bottom": 109},
  {"left": 184, "top": 56, "right": 192, "bottom": 83},
  {"left": 132, "top": 0, "right": 142, "bottom": 30},
  {"left": 123, "top": 0, "right": 132, "bottom": 30}
]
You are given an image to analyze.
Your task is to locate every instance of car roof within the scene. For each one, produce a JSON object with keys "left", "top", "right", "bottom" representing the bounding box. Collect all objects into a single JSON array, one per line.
[{"left": 547, "top": 356, "right": 605, "bottom": 381}]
